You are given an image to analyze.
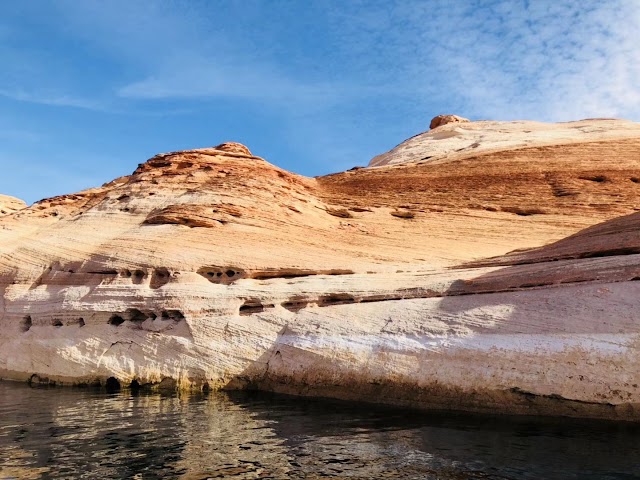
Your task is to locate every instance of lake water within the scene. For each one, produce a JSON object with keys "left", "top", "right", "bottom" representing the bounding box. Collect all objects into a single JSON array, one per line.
[{"left": 0, "top": 381, "right": 639, "bottom": 479}]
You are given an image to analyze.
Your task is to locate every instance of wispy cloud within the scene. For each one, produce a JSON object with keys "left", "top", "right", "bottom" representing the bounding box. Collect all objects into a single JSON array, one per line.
[
  {"left": 327, "top": 0, "right": 640, "bottom": 122},
  {"left": 2, "top": 1, "right": 639, "bottom": 122},
  {"left": 117, "top": 62, "right": 348, "bottom": 107},
  {"left": 0, "top": 88, "right": 104, "bottom": 110},
  {"left": 0, "top": 0, "right": 639, "bottom": 203}
]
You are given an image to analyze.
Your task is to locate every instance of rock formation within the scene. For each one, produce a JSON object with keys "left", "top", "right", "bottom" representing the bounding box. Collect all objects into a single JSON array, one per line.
[
  {"left": 1, "top": 118, "right": 640, "bottom": 421},
  {"left": 429, "top": 114, "right": 470, "bottom": 129},
  {"left": 369, "top": 117, "right": 640, "bottom": 167},
  {"left": 0, "top": 194, "right": 26, "bottom": 216}
]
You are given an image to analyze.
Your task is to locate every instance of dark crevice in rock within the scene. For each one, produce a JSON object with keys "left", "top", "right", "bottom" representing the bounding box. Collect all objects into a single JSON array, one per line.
[
  {"left": 318, "top": 293, "right": 356, "bottom": 307},
  {"left": 240, "top": 304, "right": 265, "bottom": 315},
  {"left": 501, "top": 206, "right": 546, "bottom": 216},
  {"left": 359, "top": 294, "right": 405, "bottom": 303},
  {"left": 198, "top": 266, "right": 245, "bottom": 284},
  {"left": 326, "top": 207, "right": 353, "bottom": 218},
  {"left": 199, "top": 266, "right": 354, "bottom": 283},
  {"left": 281, "top": 298, "right": 310, "bottom": 312},
  {"left": 28, "top": 374, "right": 54, "bottom": 387},
  {"left": 150, "top": 268, "right": 171, "bottom": 289},
  {"left": 132, "top": 270, "right": 146, "bottom": 284},
  {"left": 161, "top": 310, "right": 185, "bottom": 321},
  {"left": 579, "top": 175, "right": 609, "bottom": 183},
  {"left": 21, "top": 316, "right": 32, "bottom": 332},
  {"left": 250, "top": 269, "right": 354, "bottom": 281},
  {"left": 578, "top": 248, "right": 640, "bottom": 259},
  {"left": 126, "top": 308, "right": 148, "bottom": 324},
  {"left": 109, "top": 315, "right": 125, "bottom": 326},
  {"left": 239, "top": 300, "right": 274, "bottom": 316}
]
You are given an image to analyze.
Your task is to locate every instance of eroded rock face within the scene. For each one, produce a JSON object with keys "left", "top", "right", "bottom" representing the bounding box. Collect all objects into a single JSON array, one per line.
[
  {"left": 2, "top": 124, "right": 640, "bottom": 421},
  {"left": 429, "top": 114, "right": 470, "bottom": 129},
  {"left": 0, "top": 194, "right": 26, "bottom": 216}
]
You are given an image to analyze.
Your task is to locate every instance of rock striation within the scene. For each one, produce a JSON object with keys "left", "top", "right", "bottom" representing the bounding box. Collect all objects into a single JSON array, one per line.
[
  {"left": 0, "top": 194, "right": 26, "bottom": 216},
  {"left": 1, "top": 119, "right": 640, "bottom": 421}
]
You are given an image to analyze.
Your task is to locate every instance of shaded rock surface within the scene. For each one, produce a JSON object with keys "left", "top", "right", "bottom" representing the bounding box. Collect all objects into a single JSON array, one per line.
[{"left": 2, "top": 126, "right": 640, "bottom": 421}]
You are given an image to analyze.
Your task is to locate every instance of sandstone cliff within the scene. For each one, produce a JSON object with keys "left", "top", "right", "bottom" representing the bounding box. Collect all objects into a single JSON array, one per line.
[{"left": 1, "top": 120, "right": 640, "bottom": 421}]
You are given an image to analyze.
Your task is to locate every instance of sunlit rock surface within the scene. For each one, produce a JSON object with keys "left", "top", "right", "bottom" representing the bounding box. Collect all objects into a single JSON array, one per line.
[
  {"left": 1, "top": 119, "right": 640, "bottom": 421},
  {"left": 0, "top": 194, "right": 26, "bottom": 216},
  {"left": 429, "top": 114, "right": 470, "bottom": 129},
  {"left": 369, "top": 117, "right": 640, "bottom": 167}
]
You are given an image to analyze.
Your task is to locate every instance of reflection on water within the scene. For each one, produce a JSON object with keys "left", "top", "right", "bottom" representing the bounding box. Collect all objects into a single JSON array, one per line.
[{"left": 1, "top": 382, "right": 639, "bottom": 479}]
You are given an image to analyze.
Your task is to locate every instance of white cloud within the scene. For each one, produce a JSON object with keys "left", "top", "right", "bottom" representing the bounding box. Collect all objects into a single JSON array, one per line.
[
  {"left": 322, "top": 0, "right": 640, "bottom": 122},
  {"left": 7, "top": 0, "right": 638, "bottom": 122},
  {"left": 419, "top": 1, "right": 640, "bottom": 121}
]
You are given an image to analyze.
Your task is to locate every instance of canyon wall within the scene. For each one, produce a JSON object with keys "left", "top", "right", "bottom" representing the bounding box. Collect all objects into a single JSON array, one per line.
[{"left": 1, "top": 119, "right": 640, "bottom": 420}]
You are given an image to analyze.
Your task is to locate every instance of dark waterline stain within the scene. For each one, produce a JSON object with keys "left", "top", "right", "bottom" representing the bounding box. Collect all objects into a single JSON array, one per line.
[{"left": 0, "top": 381, "right": 639, "bottom": 479}]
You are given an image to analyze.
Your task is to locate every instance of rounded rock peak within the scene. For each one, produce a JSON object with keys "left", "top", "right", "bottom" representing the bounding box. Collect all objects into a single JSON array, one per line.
[
  {"left": 214, "top": 142, "right": 252, "bottom": 156},
  {"left": 429, "top": 114, "right": 470, "bottom": 130}
]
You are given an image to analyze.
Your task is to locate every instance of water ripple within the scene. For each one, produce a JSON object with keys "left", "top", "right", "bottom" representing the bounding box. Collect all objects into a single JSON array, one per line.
[{"left": 0, "top": 382, "right": 639, "bottom": 479}]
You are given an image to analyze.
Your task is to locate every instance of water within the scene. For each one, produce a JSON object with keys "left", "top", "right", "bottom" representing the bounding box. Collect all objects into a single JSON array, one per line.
[{"left": 0, "top": 382, "right": 639, "bottom": 479}]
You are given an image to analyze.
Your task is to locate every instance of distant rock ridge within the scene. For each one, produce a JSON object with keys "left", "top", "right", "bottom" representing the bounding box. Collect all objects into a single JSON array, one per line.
[
  {"left": 0, "top": 194, "right": 26, "bottom": 216},
  {"left": 1, "top": 120, "right": 640, "bottom": 422},
  {"left": 369, "top": 117, "right": 640, "bottom": 167}
]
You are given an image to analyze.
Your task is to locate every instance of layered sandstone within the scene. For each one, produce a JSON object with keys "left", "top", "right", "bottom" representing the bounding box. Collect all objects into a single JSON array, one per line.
[
  {"left": 1, "top": 120, "right": 640, "bottom": 421},
  {"left": 0, "top": 194, "right": 26, "bottom": 216}
]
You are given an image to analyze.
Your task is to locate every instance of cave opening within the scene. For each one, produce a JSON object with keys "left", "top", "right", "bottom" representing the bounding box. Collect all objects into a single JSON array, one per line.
[{"left": 105, "top": 377, "right": 121, "bottom": 393}]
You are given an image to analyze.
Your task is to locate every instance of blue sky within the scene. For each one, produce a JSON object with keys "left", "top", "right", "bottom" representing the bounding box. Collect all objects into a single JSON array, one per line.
[{"left": 1, "top": 0, "right": 639, "bottom": 204}]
